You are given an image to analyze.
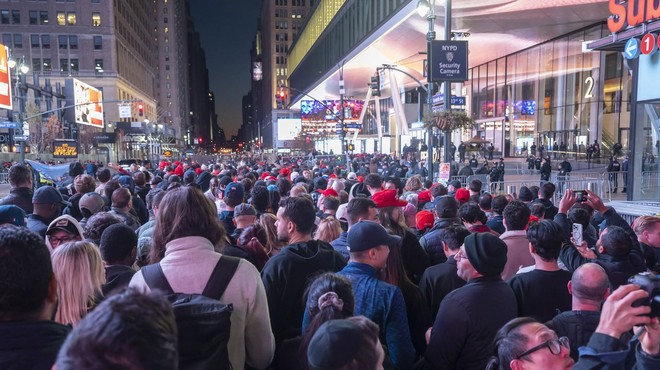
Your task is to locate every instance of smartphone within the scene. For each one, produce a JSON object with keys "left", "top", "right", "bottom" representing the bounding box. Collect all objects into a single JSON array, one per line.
[
  {"left": 572, "top": 223, "right": 583, "bottom": 246},
  {"left": 573, "top": 190, "right": 587, "bottom": 202}
]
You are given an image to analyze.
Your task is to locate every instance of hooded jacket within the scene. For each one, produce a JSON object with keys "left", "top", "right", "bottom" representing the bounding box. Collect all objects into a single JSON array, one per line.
[
  {"left": 419, "top": 218, "right": 462, "bottom": 265},
  {"left": 0, "top": 320, "right": 71, "bottom": 370},
  {"left": 261, "top": 239, "right": 346, "bottom": 345},
  {"left": 45, "top": 215, "right": 85, "bottom": 252}
]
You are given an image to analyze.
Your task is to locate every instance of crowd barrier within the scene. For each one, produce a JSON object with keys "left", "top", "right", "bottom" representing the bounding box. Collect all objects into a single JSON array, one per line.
[{"left": 0, "top": 173, "right": 7, "bottom": 184}]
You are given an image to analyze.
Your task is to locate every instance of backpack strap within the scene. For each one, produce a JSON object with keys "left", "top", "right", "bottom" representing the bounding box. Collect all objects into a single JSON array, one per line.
[
  {"left": 141, "top": 263, "right": 175, "bottom": 294},
  {"left": 202, "top": 256, "right": 241, "bottom": 300}
]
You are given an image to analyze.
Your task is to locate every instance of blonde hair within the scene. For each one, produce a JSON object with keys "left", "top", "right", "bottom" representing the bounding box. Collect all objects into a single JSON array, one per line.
[
  {"left": 633, "top": 215, "right": 660, "bottom": 236},
  {"left": 52, "top": 241, "right": 105, "bottom": 326},
  {"left": 314, "top": 217, "right": 342, "bottom": 244},
  {"left": 404, "top": 175, "right": 423, "bottom": 193}
]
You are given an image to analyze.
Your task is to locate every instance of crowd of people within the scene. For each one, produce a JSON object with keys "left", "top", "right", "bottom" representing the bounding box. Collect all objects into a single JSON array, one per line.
[{"left": 0, "top": 154, "right": 659, "bottom": 370}]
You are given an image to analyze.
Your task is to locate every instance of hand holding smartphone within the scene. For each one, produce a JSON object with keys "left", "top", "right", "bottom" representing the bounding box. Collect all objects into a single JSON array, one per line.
[{"left": 572, "top": 223, "right": 583, "bottom": 246}]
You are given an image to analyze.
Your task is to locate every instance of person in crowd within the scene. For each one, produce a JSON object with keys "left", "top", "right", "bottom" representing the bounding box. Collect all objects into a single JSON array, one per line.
[
  {"left": 219, "top": 182, "right": 245, "bottom": 236},
  {"left": 133, "top": 171, "right": 150, "bottom": 202},
  {"left": 95, "top": 168, "right": 112, "bottom": 195},
  {"left": 331, "top": 197, "right": 379, "bottom": 260},
  {"left": 633, "top": 215, "right": 660, "bottom": 274},
  {"left": 251, "top": 185, "right": 271, "bottom": 216},
  {"left": 415, "top": 210, "right": 435, "bottom": 238},
  {"left": 518, "top": 186, "right": 534, "bottom": 205},
  {"left": 108, "top": 187, "right": 141, "bottom": 231},
  {"left": 117, "top": 175, "right": 149, "bottom": 225},
  {"left": 364, "top": 174, "right": 383, "bottom": 197},
  {"left": 420, "top": 197, "right": 462, "bottom": 265},
  {"left": 339, "top": 221, "right": 416, "bottom": 369},
  {"left": 258, "top": 212, "right": 286, "bottom": 256},
  {"left": 455, "top": 188, "right": 471, "bottom": 204},
  {"left": 607, "top": 156, "right": 621, "bottom": 193},
  {"left": 478, "top": 193, "right": 493, "bottom": 218},
  {"left": 531, "top": 182, "right": 558, "bottom": 219},
  {"left": 230, "top": 203, "right": 258, "bottom": 243},
  {"left": 204, "top": 176, "right": 221, "bottom": 203},
  {"left": 0, "top": 225, "right": 72, "bottom": 369},
  {"left": 421, "top": 183, "right": 447, "bottom": 212},
  {"left": 0, "top": 163, "right": 33, "bottom": 214},
  {"left": 459, "top": 202, "right": 500, "bottom": 236},
  {"left": 530, "top": 202, "right": 547, "bottom": 220},
  {"left": 45, "top": 215, "right": 84, "bottom": 251},
  {"left": 78, "top": 192, "right": 106, "bottom": 228},
  {"left": 507, "top": 220, "right": 572, "bottom": 322},
  {"left": 315, "top": 216, "right": 342, "bottom": 244},
  {"left": 500, "top": 200, "right": 533, "bottom": 279},
  {"left": 468, "top": 179, "right": 482, "bottom": 203},
  {"left": 63, "top": 174, "right": 97, "bottom": 221},
  {"left": 540, "top": 157, "right": 552, "bottom": 182},
  {"left": 319, "top": 196, "right": 340, "bottom": 219},
  {"left": 402, "top": 175, "right": 424, "bottom": 198},
  {"left": 54, "top": 288, "right": 177, "bottom": 370},
  {"left": 556, "top": 189, "right": 645, "bottom": 289},
  {"left": 487, "top": 194, "right": 508, "bottom": 235},
  {"left": 52, "top": 241, "right": 105, "bottom": 327},
  {"left": 136, "top": 190, "right": 166, "bottom": 240},
  {"left": 419, "top": 224, "right": 470, "bottom": 320},
  {"left": 83, "top": 211, "right": 122, "bottom": 246},
  {"left": 545, "top": 263, "right": 610, "bottom": 361},
  {"left": 196, "top": 166, "right": 213, "bottom": 192},
  {"left": 307, "top": 317, "right": 385, "bottom": 370},
  {"left": 129, "top": 186, "right": 275, "bottom": 370},
  {"left": 278, "top": 272, "right": 356, "bottom": 370},
  {"left": 99, "top": 223, "right": 137, "bottom": 295},
  {"left": 425, "top": 232, "right": 517, "bottom": 370},
  {"left": 261, "top": 196, "right": 346, "bottom": 354},
  {"left": 235, "top": 224, "right": 270, "bottom": 271},
  {"left": 0, "top": 205, "right": 25, "bottom": 226},
  {"left": 28, "top": 186, "right": 70, "bottom": 239}
]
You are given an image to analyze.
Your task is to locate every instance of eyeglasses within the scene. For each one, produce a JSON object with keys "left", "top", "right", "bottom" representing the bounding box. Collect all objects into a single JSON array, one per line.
[
  {"left": 516, "top": 336, "right": 569, "bottom": 359},
  {"left": 48, "top": 236, "right": 72, "bottom": 245}
]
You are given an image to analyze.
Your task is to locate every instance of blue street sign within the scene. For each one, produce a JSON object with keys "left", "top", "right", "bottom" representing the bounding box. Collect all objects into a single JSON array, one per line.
[
  {"left": 13, "top": 135, "right": 28, "bottom": 141},
  {"left": 451, "top": 96, "right": 466, "bottom": 106},
  {"left": 624, "top": 38, "right": 640, "bottom": 59},
  {"left": 0, "top": 121, "right": 19, "bottom": 129},
  {"left": 430, "top": 40, "right": 469, "bottom": 82}
]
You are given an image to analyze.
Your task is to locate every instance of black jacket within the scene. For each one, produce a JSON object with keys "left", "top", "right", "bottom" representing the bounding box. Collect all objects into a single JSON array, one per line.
[
  {"left": 0, "top": 187, "right": 33, "bottom": 214},
  {"left": 546, "top": 310, "right": 601, "bottom": 362},
  {"left": 102, "top": 265, "right": 136, "bottom": 296},
  {"left": 419, "top": 256, "right": 466, "bottom": 318},
  {"left": 419, "top": 218, "right": 462, "bottom": 265},
  {"left": 425, "top": 276, "right": 518, "bottom": 370},
  {"left": 0, "top": 320, "right": 71, "bottom": 370},
  {"left": 399, "top": 229, "right": 430, "bottom": 285},
  {"left": 261, "top": 239, "right": 346, "bottom": 345},
  {"left": 530, "top": 198, "right": 558, "bottom": 220}
]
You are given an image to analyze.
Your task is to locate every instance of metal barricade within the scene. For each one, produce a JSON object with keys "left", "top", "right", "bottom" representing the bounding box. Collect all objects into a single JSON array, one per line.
[
  {"left": 552, "top": 178, "right": 607, "bottom": 205},
  {"left": 641, "top": 171, "right": 660, "bottom": 198},
  {"left": 450, "top": 176, "right": 468, "bottom": 188},
  {"left": 0, "top": 173, "right": 8, "bottom": 184},
  {"left": 467, "top": 174, "right": 490, "bottom": 193}
]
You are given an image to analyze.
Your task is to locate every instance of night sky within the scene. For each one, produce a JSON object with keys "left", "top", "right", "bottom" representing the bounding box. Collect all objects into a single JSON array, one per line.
[{"left": 189, "top": 0, "right": 260, "bottom": 138}]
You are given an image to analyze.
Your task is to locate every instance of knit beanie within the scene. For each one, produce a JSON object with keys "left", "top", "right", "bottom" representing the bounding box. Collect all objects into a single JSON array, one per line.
[
  {"left": 518, "top": 186, "right": 533, "bottom": 202},
  {"left": 464, "top": 232, "right": 507, "bottom": 277}
]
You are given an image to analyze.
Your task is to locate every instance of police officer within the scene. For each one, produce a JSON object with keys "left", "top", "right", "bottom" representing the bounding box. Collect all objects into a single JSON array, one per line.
[
  {"left": 469, "top": 155, "right": 479, "bottom": 169},
  {"left": 557, "top": 156, "right": 572, "bottom": 193},
  {"left": 489, "top": 162, "right": 500, "bottom": 193},
  {"left": 540, "top": 157, "right": 552, "bottom": 183},
  {"left": 458, "top": 142, "right": 466, "bottom": 163},
  {"left": 608, "top": 156, "right": 621, "bottom": 193},
  {"left": 497, "top": 158, "right": 505, "bottom": 190},
  {"left": 527, "top": 155, "right": 536, "bottom": 174}
]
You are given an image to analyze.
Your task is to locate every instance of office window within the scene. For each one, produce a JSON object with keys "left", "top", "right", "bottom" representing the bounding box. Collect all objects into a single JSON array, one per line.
[
  {"left": 39, "top": 11, "right": 48, "bottom": 24},
  {"left": 41, "top": 35, "right": 50, "bottom": 49},
  {"left": 43, "top": 58, "right": 52, "bottom": 72},
  {"left": 165, "top": 55, "right": 169, "bottom": 61},
  {"left": 94, "top": 59, "right": 103, "bottom": 71},
  {"left": 13, "top": 34, "right": 22, "bottom": 48},
  {"left": 70, "top": 59, "right": 79, "bottom": 73},
  {"left": 93, "top": 35, "right": 102, "bottom": 49},
  {"left": 92, "top": 0, "right": 100, "bottom": 3},
  {"left": 165, "top": 65, "right": 170, "bottom": 70},
  {"left": 67, "top": 12, "right": 76, "bottom": 25},
  {"left": 60, "top": 58, "right": 68, "bottom": 72},
  {"left": 59, "top": 35, "right": 67, "bottom": 49},
  {"left": 11, "top": 10, "right": 20, "bottom": 24},
  {"left": 29, "top": 11, "right": 37, "bottom": 25},
  {"left": 92, "top": 12, "right": 100, "bottom": 26},
  {"left": 31, "top": 35, "right": 40, "bottom": 48},
  {"left": 1, "top": 10, "right": 9, "bottom": 25},
  {"left": 69, "top": 35, "right": 78, "bottom": 49},
  {"left": 32, "top": 58, "right": 41, "bottom": 72},
  {"left": 2, "top": 34, "right": 10, "bottom": 47},
  {"left": 57, "top": 12, "right": 65, "bottom": 25},
  {"left": 164, "top": 17, "right": 168, "bottom": 23}
]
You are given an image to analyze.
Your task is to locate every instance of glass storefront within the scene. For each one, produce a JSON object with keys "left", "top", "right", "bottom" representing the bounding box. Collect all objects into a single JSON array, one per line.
[
  {"left": 632, "top": 101, "right": 660, "bottom": 201},
  {"left": 467, "top": 24, "right": 632, "bottom": 158}
]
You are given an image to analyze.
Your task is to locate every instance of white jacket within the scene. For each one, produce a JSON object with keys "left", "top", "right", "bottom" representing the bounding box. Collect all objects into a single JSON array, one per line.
[{"left": 129, "top": 236, "right": 275, "bottom": 370}]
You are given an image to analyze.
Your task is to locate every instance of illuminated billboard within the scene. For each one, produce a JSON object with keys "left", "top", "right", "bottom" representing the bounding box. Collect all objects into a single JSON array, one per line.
[
  {"left": 67, "top": 78, "right": 104, "bottom": 128},
  {"left": 300, "top": 100, "right": 364, "bottom": 122},
  {"left": 277, "top": 118, "right": 302, "bottom": 141},
  {"left": 0, "top": 44, "right": 12, "bottom": 110}
]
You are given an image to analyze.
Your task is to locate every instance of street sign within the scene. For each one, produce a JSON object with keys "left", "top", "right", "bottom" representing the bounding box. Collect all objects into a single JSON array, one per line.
[
  {"left": 13, "top": 135, "right": 28, "bottom": 141},
  {"left": 624, "top": 38, "right": 640, "bottom": 59},
  {"left": 430, "top": 40, "right": 469, "bottom": 82},
  {"left": 118, "top": 104, "right": 132, "bottom": 118},
  {"left": 451, "top": 96, "right": 466, "bottom": 106},
  {"left": 641, "top": 33, "right": 657, "bottom": 55},
  {"left": 0, "top": 121, "right": 19, "bottom": 129}
]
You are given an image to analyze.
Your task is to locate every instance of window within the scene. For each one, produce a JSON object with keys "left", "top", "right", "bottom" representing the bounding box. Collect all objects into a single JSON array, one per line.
[
  {"left": 2, "top": 34, "right": 10, "bottom": 47},
  {"left": 11, "top": 10, "right": 19, "bottom": 24},
  {"left": 43, "top": 58, "right": 52, "bottom": 72},
  {"left": 165, "top": 55, "right": 169, "bottom": 61},
  {"left": 31, "top": 34, "right": 40, "bottom": 48},
  {"left": 93, "top": 35, "right": 102, "bottom": 49},
  {"left": 41, "top": 35, "right": 50, "bottom": 49},
  {"left": 59, "top": 35, "right": 67, "bottom": 49},
  {"left": 67, "top": 12, "right": 76, "bottom": 25},
  {"left": 94, "top": 59, "right": 103, "bottom": 72},
  {"left": 29, "top": 11, "right": 37, "bottom": 25},
  {"left": 57, "top": 12, "right": 65, "bottom": 25},
  {"left": 165, "top": 64, "right": 170, "bottom": 70},
  {"left": 70, "top": 58, "right": 79, "bottom": 73},
  {"left": 13, "top": 34, "right": 22, "bottom": 48},
  {"left": 92, "top": 0, "right": 100, "bottom": 3},
  {"left": 1, "top": 10, "right": 9, "bottom": 25},
  {"left": 92, "top": 12, "right": 100, "bottom": 26},
  {"left": 32, "top": 58, "right": 41, "bottom": 72},
  {"left": 60, "top": 58, "right": 68, "bottom": 72},
  {"left": 164, "top": 17, "right": 168, "bottom": 23},
  {"left": 39, "top": 11, "right": 48, "bottom": 24},
  {"left": 69, "top": 35, "right": 78, "bottom": 49}
]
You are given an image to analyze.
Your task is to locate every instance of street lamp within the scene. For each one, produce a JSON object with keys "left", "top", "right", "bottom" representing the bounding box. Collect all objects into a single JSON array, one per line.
[{"left": 8, "top": 56, "right": 30, "bottom": 162}]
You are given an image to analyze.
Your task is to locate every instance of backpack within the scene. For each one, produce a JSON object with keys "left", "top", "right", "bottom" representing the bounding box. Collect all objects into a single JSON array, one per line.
[{"left": 141, "top": 256, "right": 240, "bottom": 370}]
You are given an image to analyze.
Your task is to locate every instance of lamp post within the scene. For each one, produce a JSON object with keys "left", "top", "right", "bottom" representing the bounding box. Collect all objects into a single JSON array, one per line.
[
  {"left": 7, "top": 56, "right": 30, "bottom": 162},
  {"left": 418, "top": 0, "right": 452, "bottom": 182}
]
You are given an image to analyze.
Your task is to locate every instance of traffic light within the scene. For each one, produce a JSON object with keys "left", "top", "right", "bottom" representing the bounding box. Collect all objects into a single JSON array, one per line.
[
  {"left": 370, "top": 75, "right": 380, "bottom": 97},
  {"left": 138, "top": 103, "right": 144, "bottom": 116},
  {"left": 348, "top": 143, "right": 355, "bottom": 151}
]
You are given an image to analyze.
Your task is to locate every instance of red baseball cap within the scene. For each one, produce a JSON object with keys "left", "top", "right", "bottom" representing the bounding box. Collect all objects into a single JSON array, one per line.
[
  {"left": 416, "top": 210, "right": 435, "bottom": 230},
  {"left": 372, "top": 189, "right": 408, "bottom": 208},
  {"left": 455, "top": 188, "right": 470, "bottom": 203}
]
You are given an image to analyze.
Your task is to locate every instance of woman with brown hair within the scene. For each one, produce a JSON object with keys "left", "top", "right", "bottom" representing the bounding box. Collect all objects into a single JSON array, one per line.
[
  {"left": 258, "top": 212, "right": 286, "bottom": 256},
  {"left": 237, "top": 224, "right": 270, "bottom": 271},
  {"left": 129, "top": 187, "right": 275, "bottom": 370},
  {"left": 314, "top": 217, "right": 342, "bottom": 244}
]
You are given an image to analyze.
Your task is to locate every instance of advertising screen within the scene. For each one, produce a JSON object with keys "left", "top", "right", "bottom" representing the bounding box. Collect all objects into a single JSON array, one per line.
[
  {"left": 277, "top": 118, "right": 302, "bottom": 141},
  {"left": 72, "top": 79, "right": 104, "bottom": 128},
  {"left": 300, "top": 100, "right": 364, "bottom": 122},
  {"left": 53, "top": 139, "right": 79, "bottom": 158},
  {"left": 0, "top": 44, "right": 12, "bottom": 110}
]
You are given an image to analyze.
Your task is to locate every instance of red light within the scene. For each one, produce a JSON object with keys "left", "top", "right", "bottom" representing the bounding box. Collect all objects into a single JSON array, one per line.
[
  {"left": 138, "top": 104, "right": 143, "bottom": 109},
  {"left": 279, "top": 91, "right": 286, "bottom": 98}
]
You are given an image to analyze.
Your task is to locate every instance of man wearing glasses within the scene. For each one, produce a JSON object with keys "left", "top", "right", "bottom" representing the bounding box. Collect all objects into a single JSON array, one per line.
[{"left": 425, "top": 232, "right": 517, "bottom": 370}]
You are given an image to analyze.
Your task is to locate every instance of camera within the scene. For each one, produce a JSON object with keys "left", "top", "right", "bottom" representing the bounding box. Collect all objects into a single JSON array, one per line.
[
  {"left": 628, "top": 273, "right": 660, "bottom": 317},
  {"left": 573, "top": 190, "right": 587, "bottom": 202}
]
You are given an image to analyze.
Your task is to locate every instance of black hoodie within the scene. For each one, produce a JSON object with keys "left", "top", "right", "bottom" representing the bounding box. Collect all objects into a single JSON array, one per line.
[
  {"left": 0, "top": 320, "right": 71, "bottom": 370},
  {"left": 261, "top": 239, "right": 346, "bottom": 345}
]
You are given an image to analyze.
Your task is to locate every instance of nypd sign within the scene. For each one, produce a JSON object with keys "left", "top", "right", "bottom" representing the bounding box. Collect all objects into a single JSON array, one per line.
[{"left": 430, "top": 40, "right": 468, "bottom": 82}]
